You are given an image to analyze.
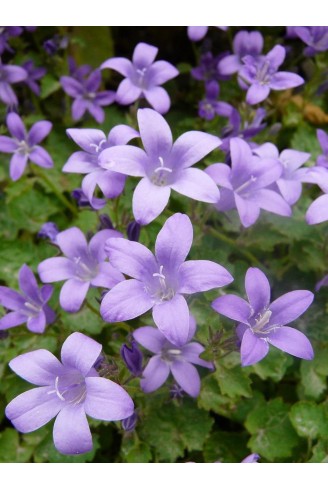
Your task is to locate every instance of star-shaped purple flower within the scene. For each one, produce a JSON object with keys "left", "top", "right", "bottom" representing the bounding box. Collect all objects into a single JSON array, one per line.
[
  {"left": 218, "top": 30, "right": 264, "bottom": 76},
  {"left": 5, "top": 332, "right": 134, "bottom": 455},
  {"left": 60, "top": 69, "right": 115, "bottom": 123},
  {"left": 0, "top": 264, "right": 55, "bottom": 334},
  {"left": 253, "top": 142, "right": 310, "bottom": 205},
  {"left": 198, "top": 81, "right": 233, "bottom": 121},
  {"left": 101, "top": 213, "right": 233, "bottom": 346},
  {"left": 63, "top": 124, "right": 139, "bottom": 209},
  {"left": 99, "top": 108, "right": 221, "bottom": 225},
  {"left": 22, "top": 60, "right": 46, "bottom": 96},
  {"left": 101, "top": 42, "right": 179, "bottom": 114},
  {"left": 38, "top": 227, "right": 125, "bottom": 313},
  {"left": 220, "top": 107, "right": 266, "bottom": 153},
  {"left": 294, "top": 27, "right": 328, "bottom": 56},
  {"left": 0, "top": 112, "right": 53, "bottom": 181},
  {"left": 206, "top": 138, "right": 291, "bottom": 227},
  {"left": 133, "top": 316, "right": 213, "bottom": 397},
  {"left": 239, "top": 45, "right": 304, "bottom": 105},
  {"left": 0, "top": 60, "right": 27, "bottom": 106},
  {"left": 212, "top": 267, "right": 314, "bottom": 366}
]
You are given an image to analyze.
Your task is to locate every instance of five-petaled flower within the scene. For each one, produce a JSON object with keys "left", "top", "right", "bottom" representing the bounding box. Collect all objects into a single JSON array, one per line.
[
  {"left": 101, "top": 42, "right": 179, "bottom": 114},
  {"left": 99, "top": 108, "right": 221, "bottom": 225},
  {"left": 212, "top": 267, "right": 314, "bottom": 366},
  {"left": 0, "top": 112, "right": 53, "bottom": 181},
  {"left": 206, "top": 137, "right": 291, "bottom": 227},
  {"left": 133, "top": 316, "right": 213, "bottom": 397},
  {"left": 63, "top": 124, "right": 139, "bottom": 208},
  {"left": 239, "top": 44, "right": 304, "bottom": 105},
  {"left": 5, "top": 332, "right": 134, "bottom": 455},
  {"left": 38, "top": 227, "right": 124, "bottom": 313},
  {"left": 0, "top": 60, "right": 27, "bottom": 106},
  {"left": 0, "top": 264, "right": 55, "bottom": 333},
  {"left": 101, "top": 213, "right": 233, "bottom": 346}
]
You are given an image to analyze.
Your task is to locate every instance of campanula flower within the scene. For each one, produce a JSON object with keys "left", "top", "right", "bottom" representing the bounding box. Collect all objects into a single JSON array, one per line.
[
  {"left": 212, "top": 267, "right": 314, "bottom": 366},
  {"left": 38, "top": 222, "right": 59, "bottom": 244},
  {"left": 22, "top": 60, "right": 46, "bottom": 96},
  {"left": 0, "top": 60, "right": 27, "bottom": 106},
  {"left": 218, "top": 30, "right": 264, "bottom": 76},
  {"left": 294, "top": 27, "right": 328, "bottom": 56},
  {"left": 6, "top": 332, "right": 134, "bottom": 455}
]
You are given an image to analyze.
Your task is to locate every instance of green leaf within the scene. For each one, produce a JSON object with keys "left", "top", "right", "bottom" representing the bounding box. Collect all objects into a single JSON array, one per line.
[
  {"left": 214, "top": 364, "right": 252, "bottom": 398},
  {"left": 309, "top": 440, "right": 328, "bottom": 463},
  {"left": 139, "top": 399, "right": 213, "bottom": 462},
  {"left": 0, "top": 428, "right": 33, "bottom": 463},
  {"left": 245, "top": 398, "right": 300, "bottom": 461},
  {"left": 40, "top": 74, "right": 61, "bottom": 99},
  {"left": 300, "top": 361, "right": 327, "bottom": 400},
  {"left": 251, "top": 348, "right": 293, "bottom": 382},
  {"left": 289, "top": 401, "right": 328, "bottom": 439},
  {"left": 33, "top": 432, "right": 100, "bottom": 463},
  {"left": 121, "top": 436, "right": 152, "bottom": 463},
  {"left": 203, "top": 430, "right": 249, "bottom": 463}
]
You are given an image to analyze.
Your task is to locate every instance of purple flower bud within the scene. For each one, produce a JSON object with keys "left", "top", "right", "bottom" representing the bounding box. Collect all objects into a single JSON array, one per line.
[
  {"left": 121, "top": 411, "right": 138, "bottom": 432},
  {"left": 71, "top": 188, "right": 91, "bottom": 208},
  {"left": 127, "top": 221, "right": 141, "bottom": 242},
  {"left": 120, "top": 341, "right": 143, "bottom": 377},
  {"left": 38, "top": 222, "right": 59, "bottom": 244},
  {"left": 43, "top": 39, "right": 58, "bottom": 56},
  {"left": 99, "top": 214, "right": 114, "bottom": 230}
]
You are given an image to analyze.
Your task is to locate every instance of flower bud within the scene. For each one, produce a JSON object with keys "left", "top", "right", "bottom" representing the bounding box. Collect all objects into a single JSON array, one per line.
[
  {"left": 121, "top": 411, "right": 138, "bottom": 432},
  {"left": 127, "top": 221, "right": 141, "bottom": 242},
  {"left": 120, "top": 341, "right": 143, "bottom": 376}
]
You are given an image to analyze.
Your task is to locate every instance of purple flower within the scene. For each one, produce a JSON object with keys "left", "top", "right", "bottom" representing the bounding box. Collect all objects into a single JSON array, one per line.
[
  {"left": 0, "top": 264, "right": 55, "bottom": 334},
  {"left": 22, "top": 60, "right": 46, "bottom": 96},
  {"left": 0, "top": 112, "right": 53, "bottom": 181},
  {"left": 241, "top": 454, "right": 260, "bottom": 463},
  {"left": 99, "top": 108, "right": 221, "bottom": 225},
  {"left": 60, "top": 69, "right": 115, "bottom": 123},
  {"left": 38, "top": 227, "right": 125, "bottom": 313},
  {"left": 212, "top": 267, "right": 314, "bottom": 366},
  {"left": 198, "top": 81, "right": 233, "bottom": 121},
  {"left": 191, "top": 51, "right": 229, "bottom": 82},
  {"left": 5, "top": 332, "right": 134, "bottom": 455},
  {"left": 127, "top": 221, "right": 141, "bottom": 242},
  {"left": 187, "top": 26, "right": 228, "bottom": 42},
  {"left": 101, "top": 42, "right": 179, "bottom": 114},
  {"left": 38, "top": 222, "right": 59, "bottom": 244},
  {"left": 63, "top": 124, "right": 139, "bottom": 208},
  {"left": 0, "top": 61, "right": 27, "bottom": 106},
  {"left": 68, "top": 56, "right": 92, "bottom": 81},
  {"left": 43, "top": 35, "right": 68, "bottom": 56},
  {"left": 121, "top": 411, "right": 138, "bottom": 432},
  {"left": 294, "top": 27, "right": 328, "bottom": 56},
  {"left": 239, "top": 45, "right": 304, "bottom": 105},
  {"left": 133, "top": 317, "right": 213, "bottom": 397},
  {"left": 253, "top": 143, "right": 310, "bottom": 205},
  {"left": 101, "top": 213, "right": 233, "bottom": 346},
  {"left": 120, "top": 341, "right": 143, "bottom": 377},
  {"left": 0, "top": 26, "right": 23, "bottom": 54},
  {"left": 316, "top": 129, "right": 328, "bottom": 168},
  {"left": 220, "top": 108, "right": 266, "bottom": 152},
  {"left": 218, "top": 30, "right": 264, "bottom": 76},
  {"left": 206, "top": 138, "right": 291, "bottom": 227},
  {"left": 71, "top": 188, "right": 105, "bottom": 209}
]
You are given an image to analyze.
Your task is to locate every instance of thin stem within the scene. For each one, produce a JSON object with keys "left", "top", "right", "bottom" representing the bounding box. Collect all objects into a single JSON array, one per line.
[
  {"left": 33, "top": 167, "right": 77, "bottom": 215},
  {"left": 85, "top": 300, "right": 101, "bottom": 316}
]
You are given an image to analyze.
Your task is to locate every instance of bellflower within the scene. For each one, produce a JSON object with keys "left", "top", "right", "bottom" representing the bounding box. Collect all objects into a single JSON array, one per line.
[
  {"left": 0, "top": 112, "right": 53, "bottom": 181},
  {"left": 60, "top": 69, "right": 115, "bottom": 123},
  {"left": 120, "top": 341, "right": 143, "bottom": 377},
  {"left": 133, "top": 316, "right": 213, "bottom": 397},
  {"left": 101, "top": 213, "right": 233, "bottom": 346},
  {"left": 206, "top": 138, "right": 291, "bottom": 227},
  {"left": 63, "top": 124, "right": 139, "bottom": 208},
  {"left": 294, "top": 27, "right": 328, "bottom": 56},
  {"left": 5, "top": 332, "right": 134, "bottom": 455},
  {"left": 0, "top": 264, "right": 55, "bottom": 334},
  {"left": 218, "top": 30, "right": 264, "bottom": 76},
  {"left": 0, "top": 60, "right": 27, "bottom": 106},
  {"left": 191, "top": 51, "right": 230, "bottom": 82},
  {"left": 98, "top": 108, "right": 221, "bottom": 225},
  {"left": 212, "top": 267, "right": 314, "bottom": 366},
  {"left": 198, "top": 81, "right": 233, "bottom": 121},
  {"left": 253, "top": 143, "right": 310, "bottom": 205},
  {"left": 38, "top": 227, "right": 125, "bottom": 313},
  {"left": 101, "top": 42, "right": 179, "bottom": 114},
  {"left": 0, "top": 26, "right": 23, "bottom": 54},
  {"left": 220, "top": 107, "right": 266, "bottom": 152},
  {"left": 239, "top": 45, "right": 304, "bottom": 105},
  {"left": 187, "top": 26, "right": 227, "bottom": 42},
  {"left": 38, "top": 222, "right": 59, "bottom": 244},
  {"left": 22, "top": 60, "right": 46, "bottom": 96}
]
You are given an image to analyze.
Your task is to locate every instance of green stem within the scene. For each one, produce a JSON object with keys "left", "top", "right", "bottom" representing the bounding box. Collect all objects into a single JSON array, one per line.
[
  {"left": 206, "top": 225, "right": 265, "bottom": 269},
  {"left": 33, "top": 167, "right": 77, "bottom": 215},
  {"left": 85, "top": 300, "right": 101, "bottom": 316}
]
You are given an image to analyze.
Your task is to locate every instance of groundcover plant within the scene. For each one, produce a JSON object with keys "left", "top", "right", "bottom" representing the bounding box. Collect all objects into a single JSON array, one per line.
[{"left": 1, "top": 26, "right": 328, "bottom": 463}]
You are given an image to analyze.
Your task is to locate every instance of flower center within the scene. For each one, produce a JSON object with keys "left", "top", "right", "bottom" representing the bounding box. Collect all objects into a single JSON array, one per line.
[
  {"left": 151, "top": 265, "right": 175, "bottom": 302},
  {"left": 23, "top": 301, "right": 42, "bottom": 317},
  {"left": 89, "top": 139, "right": 107, "bottom": 153},
  {"left": 136, "top": 67, "right": 147, "bottom": 88},
  {"left": 73, "top": 256, "right": 99, "bottom": 281},
  {"left": 85, "top": 91, "right": 96, "bottom": 100},
  {"left": 234, "top": 175, "right": 257, "bottom": 195},
  {"left": 251, "top": 309, "right": 277, "bottom": 336},
  {"left": 51, "top": 372, "right": 86, "bottom": 405},
  {"left": 161, "top": 348, "right": 182, "bottom": 362},
  {"left": 16, "top": 140, "right": 31, "bottom": 156},
  {"left": 151, "top": 157, "right": 172, "bottom": 186},
  {"left": 256, "top": 60, "right": 271, "bottom": 85}
]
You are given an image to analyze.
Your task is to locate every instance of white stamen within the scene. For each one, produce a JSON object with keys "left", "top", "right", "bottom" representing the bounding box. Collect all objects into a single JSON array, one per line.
[
  {"left": 235, "top": 175, "right": 257, "bottom": 194},
  {"left": 55, "top": 376, "right": 65, "bottom": 401},
  {"left": 154, "top": 156, "right": 172, "bottom": 174},
  {"left": 89, "top": 139, "right": 107, "bottom": 153}
]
